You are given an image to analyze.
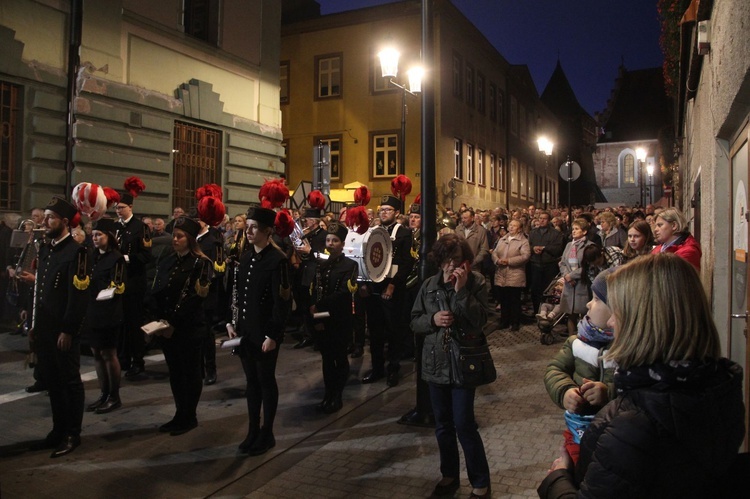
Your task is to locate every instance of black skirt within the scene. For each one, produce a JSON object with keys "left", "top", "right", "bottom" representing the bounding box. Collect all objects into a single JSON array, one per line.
[{"left": 85, "top": 325, "right": 121, "bottom": 350}]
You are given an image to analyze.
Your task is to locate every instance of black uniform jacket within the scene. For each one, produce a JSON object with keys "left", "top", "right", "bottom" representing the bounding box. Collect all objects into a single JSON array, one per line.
[
  {"left": 35, "top": 235, "right": 87, "bottom": 337},
  {"left": 311, "top": 253, "right": 358, "bottom": 332},
  {"left": 148, "top": 252, "right": 209, "bottom": 339},
  {"left": 116, "top": 216, "right": 151, "bottom": 285},
  {"left": 234, "top": 244, "right": 291, "bottom": 346},
  {"left": 299, "top": 226, "right": 328, "bottom": 287},
  {"left": 84, "top": 249, "right": 126, "bottom": 329}
]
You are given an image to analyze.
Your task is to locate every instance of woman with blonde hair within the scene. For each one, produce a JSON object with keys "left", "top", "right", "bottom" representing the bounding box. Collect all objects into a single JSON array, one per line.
[
  {"left": 651, "top": 207, "right": 701, "bottom": 270},
  {"left": 539, "top": 253, "right": 745, "bottom": 498}
]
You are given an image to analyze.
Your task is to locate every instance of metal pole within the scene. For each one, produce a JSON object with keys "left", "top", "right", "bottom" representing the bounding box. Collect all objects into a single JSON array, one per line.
[
  {"left": 566, "top": 157, "right": 572, "bottom": 226},
  {"left": 544, "top": 156, "right": 549, "bottom": 210},
  {"left": 419, "top": 0, "right": 436, "bottom": 281},
  {"left": 64, "top": 0, "right": 83, "bottom": 201}
]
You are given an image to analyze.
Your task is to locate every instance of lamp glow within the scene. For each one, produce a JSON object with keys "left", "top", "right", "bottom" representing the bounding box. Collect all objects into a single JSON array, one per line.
[{"left": 378, "top": 47, "right": 400, "bottom": 78}]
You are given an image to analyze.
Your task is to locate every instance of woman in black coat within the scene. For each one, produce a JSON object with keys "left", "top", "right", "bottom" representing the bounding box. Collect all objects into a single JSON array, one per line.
[
  {"left": 227, "top": 206, "right": 292, "bottom": 456},
  {"left": 538, "top": 254, "right": 745, "bottom": 498},
  {"left": 148, "top": 217, "right": 211, "bottom": 436},
  {"left": 84, "top": 218, "right": 127, "bottom": 414}
]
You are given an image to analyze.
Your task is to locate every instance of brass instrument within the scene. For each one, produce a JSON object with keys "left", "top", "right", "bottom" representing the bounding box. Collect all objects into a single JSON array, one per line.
[
  {"left": 6, "top": 220, "right": 43, "bottom": 308},
  {"left": 290, "top": 220, "right": 306, "bottom": 248}
]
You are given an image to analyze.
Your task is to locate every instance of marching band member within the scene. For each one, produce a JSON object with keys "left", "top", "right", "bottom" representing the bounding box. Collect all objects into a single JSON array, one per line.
[
  {"left": 227, "top": 205, "right": 293, "bottom": 456},
  {"left": 84, "top": 218, "right": 127, "bottom": 414},
  {"left": 147, "top": 216, "right": 211, "bottom": 436},
  {"left": 27, "top": 197, "right": 88, "bottom": 457},
  {"left": 309, "top": 222, "right": 358, "bottom": 413}
]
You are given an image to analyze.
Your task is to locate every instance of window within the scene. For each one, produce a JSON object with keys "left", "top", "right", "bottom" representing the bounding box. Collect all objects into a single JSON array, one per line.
[
  {"left": 489, "top": 153, "right": 496, "bottom": 189},
  {"left": 498, "top": 90, "right": 505, "bottom": 127},
  {"left": 173, "top": 121, "right": 220, "bottom": 211},
  {"left": 466, "top": 143, "right": 474, "bottom": 183},
  {"left": 454, "top": 138, "right": 463, "bottom": 179},
  {"left": 519, "top": 104, "right": 527, "bottom": 141},
  {"left": 520, "top": 163, "right": 527, "bottom": 199},
  {"left": 498, "top": 157, "right": 505, "bottom": 191},
  {"left": 315, "top": 135, "right": 342, "bottom": 180},
  {"left": 510, "top": 159, "right": 518, "bottom": 196},
  {"left": 465, "top": 64, "right": 475, "bottom": 106},
  {"left": 476, "top": 73, "right": 485, "bottom": 114},
  {"left": 315, "top": 53, "right": 342, "bottom": 99},
  {"left": 489, "top": 83, "right": 497, "bottom": 122},
  {"left": 528, "top": 168, "right": 535, "bottom": 200},
  {"left": 182, "top": 0, "right": 220, "bottom": 45},
  {"left": 280, "top": 61, "right": 289, "bottom": 104},
  {"left": 622, "top": 153, "right": 635, "bottom": 185},
  {"left": 452, "top": 53, "right": 463, "bottom": 98},
  {"left": 510, "top": 95, "right": 518, "bottom": 135},
  {"left": 0, "top": 81, "right": 21, "bottom": 210},
  {"left": 372, "top": 132, "right": 398, "bottom": 178},
  {"left": 477, "top": 148, "right": 485, "bottom": 186}
]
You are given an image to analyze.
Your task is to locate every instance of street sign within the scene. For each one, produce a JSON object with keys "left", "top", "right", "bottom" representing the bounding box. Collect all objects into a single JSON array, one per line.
[{"left": 559, "top": 161, "right": 581, "bottom": 181}]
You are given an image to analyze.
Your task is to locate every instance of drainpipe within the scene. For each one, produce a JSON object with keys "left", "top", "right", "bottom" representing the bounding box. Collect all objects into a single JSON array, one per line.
[{"left": 64, "top": 0, "right": 83, "bottom": 200}]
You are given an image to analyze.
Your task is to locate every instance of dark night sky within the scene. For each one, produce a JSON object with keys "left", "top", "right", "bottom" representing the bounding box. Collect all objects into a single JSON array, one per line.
[{"left": 316, "top": 0, "right": 664, "bottom": 117}]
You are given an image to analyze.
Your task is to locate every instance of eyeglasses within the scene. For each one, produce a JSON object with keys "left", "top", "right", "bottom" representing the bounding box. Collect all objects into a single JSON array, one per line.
[
  {"left": 380, "top": 207, "right": 395, "bottom": 213},
  {"left": 114, "top": 205, "right": 128, "bottom": 210}
]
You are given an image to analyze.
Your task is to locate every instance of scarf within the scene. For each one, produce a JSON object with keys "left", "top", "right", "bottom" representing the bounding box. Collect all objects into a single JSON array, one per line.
[{"left": 577, "top": 316, "right": 613, "bottom": 349}]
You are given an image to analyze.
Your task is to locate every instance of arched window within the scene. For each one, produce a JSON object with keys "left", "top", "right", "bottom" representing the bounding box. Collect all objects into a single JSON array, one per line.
[{"left": 623, "top": 153, "right": 635, "bottom": 184}]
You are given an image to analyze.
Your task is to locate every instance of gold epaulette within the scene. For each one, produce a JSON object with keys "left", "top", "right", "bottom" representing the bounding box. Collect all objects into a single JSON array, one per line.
[
  {"left": 112, "top": 258, "right": 126, "bottom": 294},
  {"left": 214, "top": 242, "right": 226, "bottom": 273},
  {"left": 142, "top": 226, "right": 152, "bottom": 248},
  {"left": 347, "top": 279, "right": 358, "bottom": 294},
  {"left": 73, "top": 246, "right": 90, "bottom": 290}
]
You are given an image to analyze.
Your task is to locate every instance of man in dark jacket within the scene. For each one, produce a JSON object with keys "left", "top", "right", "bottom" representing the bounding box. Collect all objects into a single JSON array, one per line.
[
  {"left": 528, "top": 211, "right": 565, "bottom": 315},
  {"left": 25, "top": 197, "right": 87, "bottom": 457},
  {"left": 195, "top": 215, "right": 223, "bottom": 385}
]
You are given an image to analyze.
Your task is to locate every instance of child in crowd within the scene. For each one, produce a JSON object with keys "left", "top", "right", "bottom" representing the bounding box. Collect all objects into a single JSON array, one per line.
[
  {"left": 543, "top": 269, "right": 616, "bottom": 464},
  {"left": 536, "top": 278, "right": 563, "bottom": 322}
]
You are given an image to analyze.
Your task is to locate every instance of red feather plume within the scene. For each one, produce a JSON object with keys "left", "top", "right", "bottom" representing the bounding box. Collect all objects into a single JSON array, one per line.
[
  {"left": 103, "top": 187, "right": 120, "bottom": 208},
  {"left": 307, "top": 190, "right": 326, "bottom": 210},
  {"left": 69, "top": 212, "right": 81, "bottom": 229},
  {"left": 414, "top": 193, "right": 421, "bottom": 205},
  {"left": 197, "top": 196, "right": 226, "bottom": 227},
  {"left": 346, "top": 206, "right": 370, "bottom": 234},
  {"left": 258, "top": 178, "right": 289, "bottom": 209},
  {"left": 195, "top": 183, "right": 223, "bottom": 201},
  {"left": 354, "top": 186, "right": 371, "bottom": 206},
  {"left": 390, "top": 174, "right": 412, "bottom": 199},
  {"left": 275, "top": 209, "right": 295, "bottom": 238},
  {"left": 124, "top": 176, "right": 146, "bottom": 197}
]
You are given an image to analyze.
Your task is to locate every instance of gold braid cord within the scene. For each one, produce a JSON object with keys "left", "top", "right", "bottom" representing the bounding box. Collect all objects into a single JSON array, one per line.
[
  {"left": 347, "top": 266, "right": 358, "bottom": 294},
  {"left": 112, "top": 258, "right": 126, "bottom": 294},
  {"left": 194, "top": 258, "right": 211, "bottom": 298},
  {"left": 73, "top": 246, "right": 90, "bottom": 290},
  {"left": 142, "top": 225, "right": 152, "bottom": 248},
  {"left": 214, "top": 242, "right": 226, "bottom": 273}
]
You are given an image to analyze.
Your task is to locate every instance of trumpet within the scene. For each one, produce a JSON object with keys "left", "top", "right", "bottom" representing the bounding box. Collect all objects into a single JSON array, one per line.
[{"left": 289, "top": 220, "right": 306, "bottom": 248}]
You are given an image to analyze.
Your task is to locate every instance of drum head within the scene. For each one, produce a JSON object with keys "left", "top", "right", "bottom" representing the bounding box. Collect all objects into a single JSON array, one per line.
[{"left": 362, "top": 227, "right": 392, "bottom": 282}]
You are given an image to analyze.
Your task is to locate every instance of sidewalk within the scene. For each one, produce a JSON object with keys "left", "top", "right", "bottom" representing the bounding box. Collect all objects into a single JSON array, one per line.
[{"left": 0, "top": 312, "right": 564, "bottom": 498}]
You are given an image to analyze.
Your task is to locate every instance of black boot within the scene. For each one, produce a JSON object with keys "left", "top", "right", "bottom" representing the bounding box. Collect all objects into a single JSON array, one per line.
[
  {"left": 323, "top": 390, "right": 343, "bottom": 414},
  {"left": 316, "top": 388, "right": 332, "bottom": 412},
  {"left": 246, "top": 427, "right": 275, "bottom": 456},
  {"left": 238, "top": 424, "right": 260, "bottom": 452},
  {"left": 95, "top": 393, "right": 122, "bottom": 414}
]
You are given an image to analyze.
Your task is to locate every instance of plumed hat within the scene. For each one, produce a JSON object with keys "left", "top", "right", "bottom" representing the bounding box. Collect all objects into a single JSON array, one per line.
[{"left": 173, "top": 216, "right": 201, "bottom": 239}]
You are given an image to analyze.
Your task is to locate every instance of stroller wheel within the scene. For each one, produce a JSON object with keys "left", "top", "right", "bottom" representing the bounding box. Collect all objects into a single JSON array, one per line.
[{"left": 541, "top": 332, "right": 555, "bottom": 345}]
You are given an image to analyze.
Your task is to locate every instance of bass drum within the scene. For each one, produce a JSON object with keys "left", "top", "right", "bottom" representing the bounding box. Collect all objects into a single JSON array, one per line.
[{"left": 344, "top": 226, "right": 393, "bottom": 282}]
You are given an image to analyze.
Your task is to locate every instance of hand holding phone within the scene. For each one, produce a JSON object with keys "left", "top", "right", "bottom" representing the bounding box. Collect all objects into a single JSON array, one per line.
[{"left": 449, "top": 260, "right": 471, "bottom": 290}]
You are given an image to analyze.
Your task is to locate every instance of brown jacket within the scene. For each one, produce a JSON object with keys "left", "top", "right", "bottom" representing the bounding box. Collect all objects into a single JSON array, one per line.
[{"left": 492, "top": 234, "right": 530, "bottom": 288}]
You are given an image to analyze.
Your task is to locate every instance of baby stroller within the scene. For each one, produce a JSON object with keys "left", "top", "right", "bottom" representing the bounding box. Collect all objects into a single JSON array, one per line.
[{"left": 536, "top": 274, "right": 567, "bottom": 345}]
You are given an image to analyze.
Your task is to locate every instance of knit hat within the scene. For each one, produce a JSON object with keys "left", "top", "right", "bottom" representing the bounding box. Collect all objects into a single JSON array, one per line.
[{"left": 591, "top": 268, "right": 614, "bottom": 305}]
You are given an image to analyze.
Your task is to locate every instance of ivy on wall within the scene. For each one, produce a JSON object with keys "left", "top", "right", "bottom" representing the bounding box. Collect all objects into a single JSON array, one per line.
[{"left": 658, "top": 0, "right": 692, "bottom": 97}]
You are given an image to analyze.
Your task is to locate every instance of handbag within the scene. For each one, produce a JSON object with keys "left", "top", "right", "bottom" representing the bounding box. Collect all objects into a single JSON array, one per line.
[{"left": 446, "top": 334, "right": 497, "bottom": 388}]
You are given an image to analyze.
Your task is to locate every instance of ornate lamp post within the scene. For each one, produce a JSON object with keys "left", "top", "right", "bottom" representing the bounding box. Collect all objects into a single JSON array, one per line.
[
  {"left": 378, "top": 48, "right": 423, "bottom": 176},
  {"left": 537, "top": 137, "right": 554, "bottom": 210}
]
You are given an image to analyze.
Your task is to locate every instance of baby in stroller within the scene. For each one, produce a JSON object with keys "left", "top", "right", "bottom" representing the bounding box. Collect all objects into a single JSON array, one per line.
[{"left": 536, "top": 277, "right": 564, "bottom": 323}]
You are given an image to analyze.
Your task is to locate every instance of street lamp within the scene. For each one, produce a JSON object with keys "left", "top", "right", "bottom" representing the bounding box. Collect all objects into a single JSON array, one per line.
[
  {"left": 636, "top": 147, "right": 647, "bottom": 207},
  {"left": 537, "top": 137, "right": 554, "bottom": 209},
  {"left": 646, "top": 162, "right": 655, "bottom": 205},
  {"left": 378, "top": 47, "right": 423, "bottom": 176}
]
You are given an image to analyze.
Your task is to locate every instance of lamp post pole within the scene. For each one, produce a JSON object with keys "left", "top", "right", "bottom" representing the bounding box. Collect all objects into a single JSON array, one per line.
[
  {"left": 537, "top": 137, "right": 553, "bottom": 210},
  {"left": 400, "top": 89, "right": 407, "bottom": 175},
  {"left": 636, "top": 147, "right": 647, "bottom": 208}
]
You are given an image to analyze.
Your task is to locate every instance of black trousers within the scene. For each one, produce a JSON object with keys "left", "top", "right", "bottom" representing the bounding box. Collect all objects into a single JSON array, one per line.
[
  {"left": 495, "top": 286, "right": 523, "bottom": 326},
  {"left": 317, "top": 322, "right": 349, "bottom": 393},
  {"left": 36, "top": 332, "right": 84, "bottom": 438},
  {"left": 365, "top": 288, "right": 408, "bottom": 372},
  {"left": 240, "top": 342, "right": 281, "bottom": 432},
  {"left": 161, "top": 334, "right": 203, "bottom": 423},
  {"left": 119, "top": 279, "right": 146, "bottom": 369}
]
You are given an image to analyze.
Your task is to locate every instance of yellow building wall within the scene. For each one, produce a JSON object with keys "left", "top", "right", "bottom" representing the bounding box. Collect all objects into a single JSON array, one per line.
[{"left": 0, "top": 0, "right": 67, "bottom": 69}]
